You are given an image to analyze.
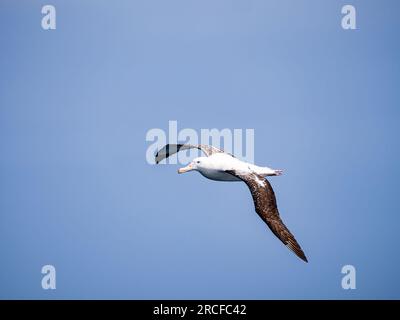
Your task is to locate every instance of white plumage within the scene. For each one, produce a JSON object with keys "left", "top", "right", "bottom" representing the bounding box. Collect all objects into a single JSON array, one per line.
[{"left": 179, "top": 153, "right": 281, "bottom": 182}]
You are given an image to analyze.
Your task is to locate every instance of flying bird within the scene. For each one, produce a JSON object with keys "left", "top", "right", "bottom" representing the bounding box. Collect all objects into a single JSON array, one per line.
[{"left": 155, "top": 144, "right": 308, "bottom": 262}]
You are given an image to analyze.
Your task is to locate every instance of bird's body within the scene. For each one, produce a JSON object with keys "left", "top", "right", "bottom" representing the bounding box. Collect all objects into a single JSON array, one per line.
[
  {"left": 191, "top": 153, "right": 280, "bottom": 182},
  {"left": 155, "top": 143, "right": 308, "bottom": 262}
]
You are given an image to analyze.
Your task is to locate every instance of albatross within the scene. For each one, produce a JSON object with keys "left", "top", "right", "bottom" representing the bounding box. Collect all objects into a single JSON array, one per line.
[{"left": 155, "top": 144, "right": 308, "bottom": 262}]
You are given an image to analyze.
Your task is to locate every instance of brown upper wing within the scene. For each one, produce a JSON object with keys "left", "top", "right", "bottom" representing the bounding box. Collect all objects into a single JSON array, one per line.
[
  {"left": 226, "top": 170, "right": 308, "bottom": 262},
  {"left": 155, "top": 144, "right": 225, "bottom": 164}
]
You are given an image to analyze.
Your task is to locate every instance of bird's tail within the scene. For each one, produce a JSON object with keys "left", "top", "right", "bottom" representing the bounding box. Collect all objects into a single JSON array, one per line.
[{"left": 252, "top": 165, "right": 283, "bottom": 176}]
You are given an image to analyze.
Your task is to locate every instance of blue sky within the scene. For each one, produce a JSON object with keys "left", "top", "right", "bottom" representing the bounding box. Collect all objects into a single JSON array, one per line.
[{"left": 0, "top": 0, "right": 399, "bottom": 299}]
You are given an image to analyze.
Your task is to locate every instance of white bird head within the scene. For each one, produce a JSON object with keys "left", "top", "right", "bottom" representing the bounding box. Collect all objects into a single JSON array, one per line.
[{"left": 178, "top": 157, "right": 208, "bottom": 174}]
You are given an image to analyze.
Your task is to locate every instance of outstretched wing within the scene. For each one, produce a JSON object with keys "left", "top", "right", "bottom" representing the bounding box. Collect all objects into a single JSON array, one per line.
[
  {"left": 225, "top": 170, "right": 308, "bottom": 262},
  {"left": 155, "top": 144, "right": 225, "bottom": 164}
]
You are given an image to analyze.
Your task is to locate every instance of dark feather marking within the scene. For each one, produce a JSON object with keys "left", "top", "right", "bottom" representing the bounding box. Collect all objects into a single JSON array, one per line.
[
  {"left": 225, "top": 170, "right": 308, "bottom": 262},
  {"left": 155, "top": 144, "right": 226, "bottom": 164}
]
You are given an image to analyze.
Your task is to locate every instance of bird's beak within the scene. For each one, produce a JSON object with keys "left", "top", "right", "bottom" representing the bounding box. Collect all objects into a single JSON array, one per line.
[{"left": 178, "top": 163, "right": 194, "bottom": 174}]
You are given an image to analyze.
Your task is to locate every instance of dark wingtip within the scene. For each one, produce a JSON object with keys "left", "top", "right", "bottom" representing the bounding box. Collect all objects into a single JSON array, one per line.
[
  {"left": 298, "top": 250, "right": 308, "bottom": 263},
  {"left": 286, "top": 242, "right": 308, "bottom": 263},
  {"left": 154, "top": 150, "right": 160, "bottom": 164},
  {"left": 297, "top": 250, "right": 308, "bottom": 263}
]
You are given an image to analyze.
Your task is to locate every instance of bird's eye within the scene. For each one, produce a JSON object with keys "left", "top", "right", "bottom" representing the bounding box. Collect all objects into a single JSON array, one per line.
[{"left": 196, "top": 161, "right": 200, "bottom": 164}]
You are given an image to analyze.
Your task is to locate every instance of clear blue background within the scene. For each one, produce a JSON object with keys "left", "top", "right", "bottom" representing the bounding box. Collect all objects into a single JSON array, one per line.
[{"left": 0, "top": 0, "right": 399, "bottom": 299}]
